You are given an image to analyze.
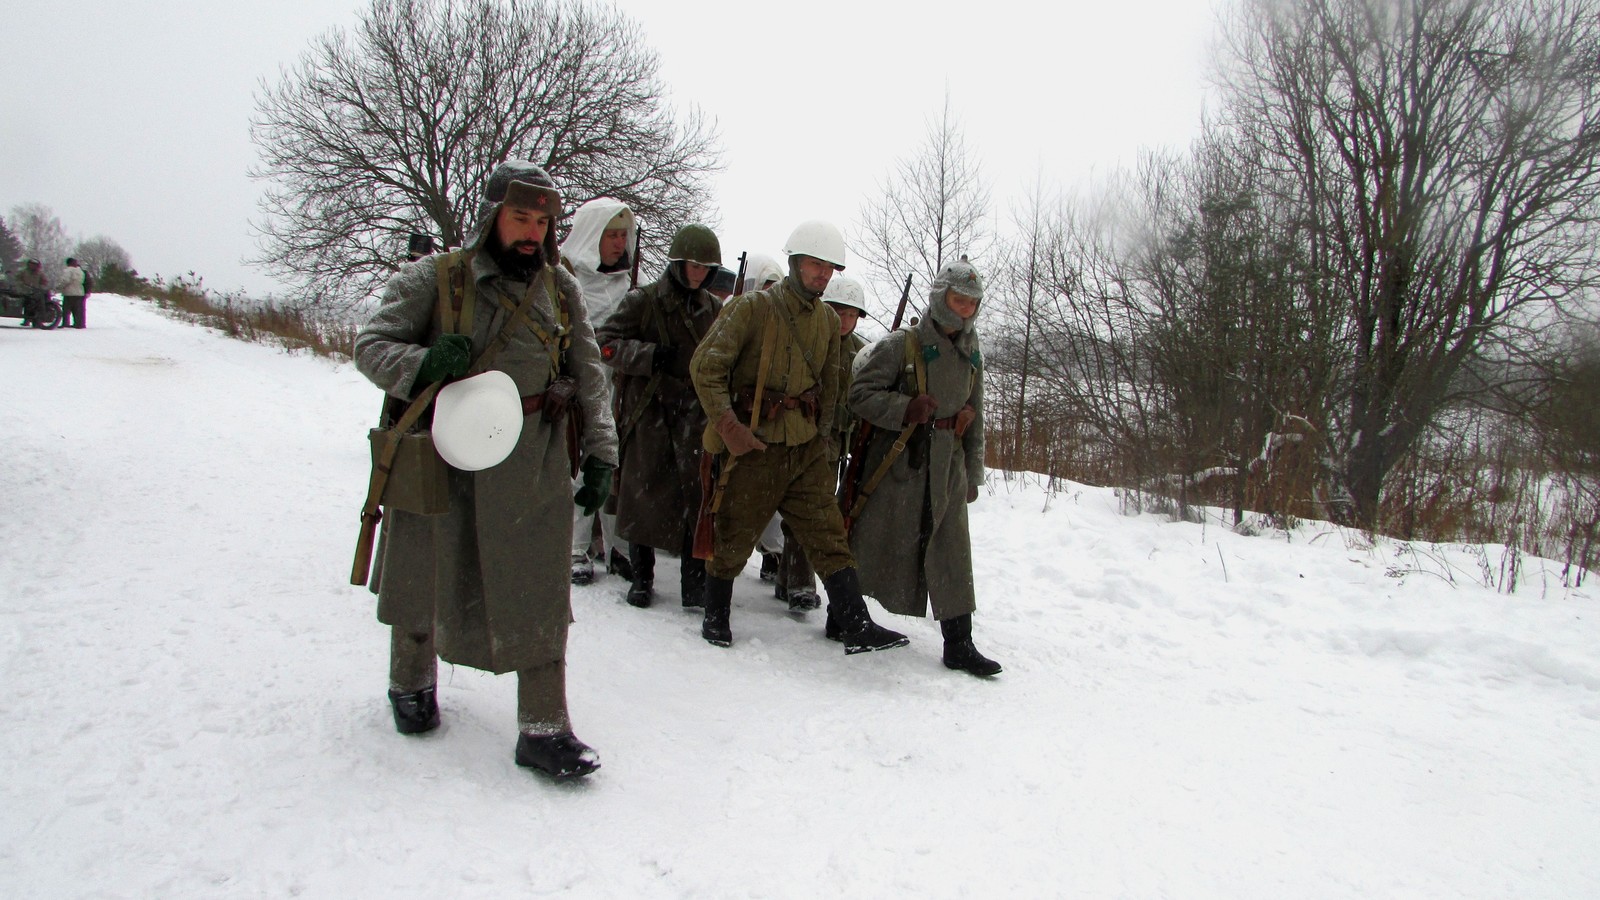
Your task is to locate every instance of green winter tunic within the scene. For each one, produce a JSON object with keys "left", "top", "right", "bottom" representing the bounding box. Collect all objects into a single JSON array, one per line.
[
  {"left": 594, "top": 267, "right": 721, "bottom": 551},
  {"left": 847, "top": 316, "right": 985, "bottom": 620}
]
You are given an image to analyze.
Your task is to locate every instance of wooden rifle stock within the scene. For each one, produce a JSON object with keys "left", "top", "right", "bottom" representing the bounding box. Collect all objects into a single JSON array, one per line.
[
  {"left": 692, "top": 450, "right": 717, "bottom": 560},
  {"left": 733, "top": 251, "right": 748, "bottom": 297}
]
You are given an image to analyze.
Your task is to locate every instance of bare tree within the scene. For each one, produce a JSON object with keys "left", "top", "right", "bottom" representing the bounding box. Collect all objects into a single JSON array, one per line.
[
  {"left": 0, "top": 217, "right": 21, "bottom": 274},
  {"left": 1216, "top": 0, "right": 1600, "bottom": 527},
  {"left": 985, "top": 172, "right": 1057, "bottom": 470},
  {"left": 9, "top": 203, "right": 70, "bottom": 284},
  {"left": 71, "top": 235, "right": 133, "bottom": 280},
  {"left": 854, "top": 93, "right": 991, "bottom": 319},
  {"left": 1125, "top": 126, "right": 1347, "bottom": 523},
  {"left": 251, "top": 0, "right": 722, "bottom": 307}
]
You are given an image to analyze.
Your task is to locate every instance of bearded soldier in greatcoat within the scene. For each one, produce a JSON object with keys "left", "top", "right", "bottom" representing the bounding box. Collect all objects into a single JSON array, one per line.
[
  {"left": 354, "top": 160, "right": 620, "bottom": 777},
  {"left": 687, "top": 219, "right": 909, "bottom": 654},
  {"left": 595, "top": 224, "right": 722, "bottom": 610},
  {"left": 846, "top": 257, "right": 1001, "bottom": 676}
]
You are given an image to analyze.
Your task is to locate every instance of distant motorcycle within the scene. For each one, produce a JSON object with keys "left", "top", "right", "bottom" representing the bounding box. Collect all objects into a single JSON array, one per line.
[{"left": 0, "top": 278, "right": 61, "bottom": 329}]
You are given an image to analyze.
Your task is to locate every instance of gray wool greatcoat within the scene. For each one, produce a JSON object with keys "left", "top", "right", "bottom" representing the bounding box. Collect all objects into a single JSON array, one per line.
[
  {"left": 847, "top": 316, "right": 985, "bottom": 620},
  {"left": 594, "top": 270, "right": 720, "bottom": 551},
  {"left": 355, "top": 252, "right": 619, "bottom": 674}
]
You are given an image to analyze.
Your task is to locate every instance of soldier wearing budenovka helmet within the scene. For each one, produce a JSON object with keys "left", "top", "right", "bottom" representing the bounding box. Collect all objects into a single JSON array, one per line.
[
  {"left": 687, "top": 219, "right": 910, "bottom": 654},
  {"left": 594, "top": 224, "right": 723, "bottom": 611},
  {"left": 846, "top": 256, "right": 1001, "bottom": 677},
  {"left": 353, "top": 160, "right": 620, "bottom": 778}
]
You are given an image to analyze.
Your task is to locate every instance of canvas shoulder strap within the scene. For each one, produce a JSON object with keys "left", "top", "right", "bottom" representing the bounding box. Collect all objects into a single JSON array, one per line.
[
  {"left": 433, "top": 248, "right": 476, "bottom": 338},
  {"left": 749, "top": 305, "right": 780, "bottom": 430},
  {"left": 848, "top": 328, "right": 926, "bottom": 521}
]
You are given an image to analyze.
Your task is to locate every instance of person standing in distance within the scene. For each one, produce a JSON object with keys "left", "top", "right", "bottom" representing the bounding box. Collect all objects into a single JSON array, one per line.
[{"left": 58, "top": 258, "right": 87, "bottom": 329}]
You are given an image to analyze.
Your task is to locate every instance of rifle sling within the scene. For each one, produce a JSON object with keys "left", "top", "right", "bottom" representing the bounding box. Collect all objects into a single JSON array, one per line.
[
  {"left": 364, "top": 255, "right": 551, "bottom": 517},
  {"left": 848, "top": 329, "right": 927, "bottom": 522},
  {"left": 749, "top": 310, "right": 779, "bottom": 431}
]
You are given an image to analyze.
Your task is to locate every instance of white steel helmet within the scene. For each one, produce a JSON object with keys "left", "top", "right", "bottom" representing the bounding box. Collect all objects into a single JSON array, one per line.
[
  {"left": 782, "top": 220, "right": 847, "bottom": 270},
  {"left": 821, "top": 274, "right": 868, "bottom": 314},
  {"left": 431, "top": 370, "right": 524, "bottom": 471}
]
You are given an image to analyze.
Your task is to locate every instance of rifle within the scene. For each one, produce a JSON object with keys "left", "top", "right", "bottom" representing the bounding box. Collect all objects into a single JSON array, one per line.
[
  {"left": 691, "top": 251, "right": 750, "bottom": 560},
  {"left": 629, "top": 220, "right": 642, "bottom": 289},
  {"left": 839, "top": 273, "right": 914, "bottom": 532}
]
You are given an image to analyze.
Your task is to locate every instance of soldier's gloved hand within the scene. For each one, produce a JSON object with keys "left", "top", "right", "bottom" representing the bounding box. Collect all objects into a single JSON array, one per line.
[
  {"left": 967, "top": 484, "right": 979, "bottom": 504},
  {"left": 573, "top": 457, "right": 614, "bottom": 516},
  {"left": 417, "top": 334, "right": 472, "bottom": 384},
  {"left": 651, "top": 344, "right": 677, "bottom": 373},
  {"left": 954, "top": 404, "right": 977, "bottom": 438},
  {"left": 904, "top": 393, "right": 937, "bottom": 425},
  {"left": 715, "top": 408, "right": 768, "bottom": 457}
]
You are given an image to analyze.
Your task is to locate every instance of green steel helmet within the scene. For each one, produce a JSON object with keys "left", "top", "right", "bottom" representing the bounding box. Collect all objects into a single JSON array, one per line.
[
  {"left": 668, "top": 224, "right": 722, "bottom": 266},
  {"left": 706, "top": 265, "right": 738, "bottom": 295}
]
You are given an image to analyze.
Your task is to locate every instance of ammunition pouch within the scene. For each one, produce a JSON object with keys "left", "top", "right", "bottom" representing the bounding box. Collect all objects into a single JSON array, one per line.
[
  {"left": 539, "top": 375, "right": 578, "bottom": 423},
  {"left": 732, "top": 386, "right": 820, "bottom": 424},
  {"left": 520, "top": 377, "right": 583, "bottom": 478},
  {"left": 367, "top": 427, "right": 450, "bottom": 515}
]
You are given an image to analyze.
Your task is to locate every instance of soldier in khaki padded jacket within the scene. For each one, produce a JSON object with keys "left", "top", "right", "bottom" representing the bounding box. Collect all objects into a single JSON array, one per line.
[{"left": 687, "top": 219, "right": 909, "bottom": 655}]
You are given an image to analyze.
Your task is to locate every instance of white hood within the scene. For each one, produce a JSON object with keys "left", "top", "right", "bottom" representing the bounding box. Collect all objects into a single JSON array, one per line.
[
  {"left": 559, "top": 197, "right": 638, "bottom": 324},
  {"left": 741, "top": 252, "right": 786, "bottom": 294}
]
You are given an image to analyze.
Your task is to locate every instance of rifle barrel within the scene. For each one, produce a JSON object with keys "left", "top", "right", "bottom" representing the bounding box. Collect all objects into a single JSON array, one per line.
[{"left": 890, "top": 273, "right": 914, "bottom": 330}]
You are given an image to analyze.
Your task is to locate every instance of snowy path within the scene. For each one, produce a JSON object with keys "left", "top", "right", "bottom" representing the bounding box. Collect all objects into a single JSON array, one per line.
[{"left": 1, "top": 296, "right": 1597, "bottom": 898}]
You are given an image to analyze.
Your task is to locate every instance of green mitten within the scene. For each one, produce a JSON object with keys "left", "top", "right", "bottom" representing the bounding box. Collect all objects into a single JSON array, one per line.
[
  {"left": 416, "top": 333, "right": 472, "bottom": 384},
  {"left": 573, "top": 457, "right": 614, "bottom": 516}
]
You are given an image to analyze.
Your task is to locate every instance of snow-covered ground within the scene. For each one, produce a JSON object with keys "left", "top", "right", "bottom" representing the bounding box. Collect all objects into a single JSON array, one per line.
[{"left": 2, "top": 295, "right": 1597, "bottom": 898}]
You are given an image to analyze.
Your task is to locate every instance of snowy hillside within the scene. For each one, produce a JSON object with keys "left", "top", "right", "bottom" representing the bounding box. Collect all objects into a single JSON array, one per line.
[{"left": 2, "top": 296, "right": 1597, "bottom": 898}]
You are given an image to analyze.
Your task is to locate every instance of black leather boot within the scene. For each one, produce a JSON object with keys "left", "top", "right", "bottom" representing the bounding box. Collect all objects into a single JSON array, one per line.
[
  {"left": 514, "top": 731, "right": 600, "bottom": 778},
  {"left": 626, "top": 543, "right": 655, "bottom": 608},
  {"left": 679, "top": 532, "right": 705, "bottom": 608},
  {"left": 821, "top": 568, "right": 909, "bottom": 654},
  {"left": 701, "top": 575, "right": 734, "bottom": 647},
  {"left": 941, "top": 613, "right": 1002, "bottom": 677},
  {"left": 606, "top": 547, "right": 634, "bottom": 582},
  {"left": 387, "top": 686, "right": 440, "bottom": 734}
]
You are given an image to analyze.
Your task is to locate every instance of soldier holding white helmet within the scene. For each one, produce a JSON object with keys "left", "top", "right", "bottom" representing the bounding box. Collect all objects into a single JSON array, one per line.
[
  {"left": 687, "top": 220, "right": 909, "bottom": 654},
  {"left": 353, "top": 160, "right": 619, "bottom": 778}
]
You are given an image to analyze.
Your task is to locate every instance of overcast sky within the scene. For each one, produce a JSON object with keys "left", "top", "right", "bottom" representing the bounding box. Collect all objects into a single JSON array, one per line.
[{"left": 2, "top": 0, "right": 1219, "bottom": 300}]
